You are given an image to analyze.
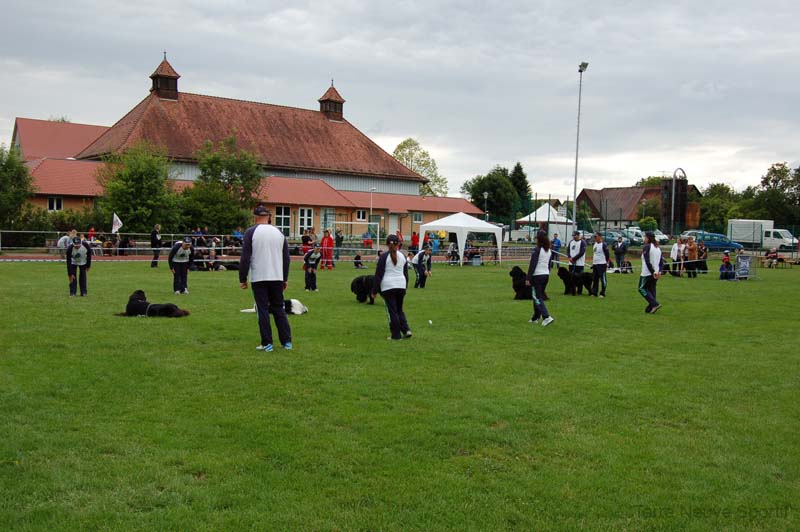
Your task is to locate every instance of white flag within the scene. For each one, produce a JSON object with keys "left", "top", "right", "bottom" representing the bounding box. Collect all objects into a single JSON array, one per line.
[{"left": 112, "top": 213, "right": 123, "bottom": 234}]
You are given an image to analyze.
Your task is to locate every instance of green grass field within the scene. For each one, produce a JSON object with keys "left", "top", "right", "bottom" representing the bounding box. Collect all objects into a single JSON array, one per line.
[{"left": 1, "top": 258, "right": 798, "bottom": 530}]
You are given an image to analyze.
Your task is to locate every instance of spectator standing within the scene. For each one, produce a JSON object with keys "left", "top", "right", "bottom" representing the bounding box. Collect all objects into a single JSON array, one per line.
[
  {"left": 396, "top": 230, "right": 404, "bottom": 249},
  {"left": 168, "top": 237, "right": 194, "bottom": 294},
  {"left": 150, "top": 224, "right": 162, "bottom": 268},
  {"left": 57, "top": 229, "right": 76, "bottom": 258},
  {"left": 87, "top": 226, "right": 96, "bottom": 241},
  {"left": 685, "top": 236, "right": 698, "bottom": 278},
  {"left": 320, "top": 229, "right": 335, "bottom": 270},
  {"left": 638, "top": 231, "right": 663, "bottom": 313},
  {"left": 410, "top": 231, "right": 420, "bottom": 254},
  {"left": 525, "top": 230, "right": 555, "bottom": 326},
  {"left": 334, "top": 229, "right": 344, "bottom": 261},
  {"left": 239, "top": 205, "right": 292, "bottom": 351},
  {"left": 372, "top": 234, "right": 411, "bottom": 340},
  {"left": 301, "top": 229, "right": 313, "bottom": 254},
  {"left": 551, "top": 233, "right": 562, "bottom": 269},
  {"left": 670, "top": 238, "right": 684, "bottom": 276},
  {"left": 66, "top": 236, "right": 92, "bottom": 297},
  {"left": 303, "top": 243, "right": 322, "bottom": 291},
  {"left": 697, "top": 241, "right": 708, "bottom": 273},
  {"left": 590, "top": 232, "right": 610, "bottom": 297},
  {"left": 612, "top": 236, "right": 627, "bottom": 272}
]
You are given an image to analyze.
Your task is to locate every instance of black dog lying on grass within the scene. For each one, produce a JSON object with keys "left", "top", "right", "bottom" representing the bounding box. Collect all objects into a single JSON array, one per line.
[
  {"left": 557, "top": 266, "right": 593, "bottom": 296},
  {"left": 351, "top": 275, "right": 376, "bottom": 304},
  {"left": 117, "top": 290, "right": 190, "bottom": 317}
]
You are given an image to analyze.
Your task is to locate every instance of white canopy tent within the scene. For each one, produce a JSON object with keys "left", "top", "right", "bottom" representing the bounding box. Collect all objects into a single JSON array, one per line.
[
  {"left": 420, "top": 212, "right": 502, "bottom": 265},
  {"left": 516, "top": 204, "right": 575, "bottom": 240}
]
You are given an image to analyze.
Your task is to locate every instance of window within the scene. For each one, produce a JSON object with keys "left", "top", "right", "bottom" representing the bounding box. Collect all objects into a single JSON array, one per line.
[
  {"left": 356, "top": 209, "right": 367, "bottom": 222},
  {"left": 275, "top": 206, "right": 291, "bottom": 236},
  {"left": 412, "top": 212, "right": 423, "bottom": 224},
  {"left": 321, "top": 208, "right": 335, "bottom": 232},
  {"left": 764, "top": 231, "right": 771, "bottom": 238},
  {"left": 48, "top": 196, "right": 63, "bottom": 211},
  {"left": 299, "top": 207, "right": 313, "bottom": 233}
]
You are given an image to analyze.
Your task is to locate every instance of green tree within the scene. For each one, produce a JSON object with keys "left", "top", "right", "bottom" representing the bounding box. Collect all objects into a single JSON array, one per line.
[
  {"left": 0, "top": 145, "right": 35, "bottom": 228},
  {"left": 635, "top": 176, "right": 663, "bottom": 187},
  {"left": 460, "top": 165, "right": 517, "bottom": 220},
  {"left": 637, "top": 197, "right": 661, "bottom": 224},
  {"left": 698, "top": 182, "right": 739, "bottom": 233},
  {"left": 508, "top": 162, "right": 531, "bottom": 213},
  {"left": 182, "top": 136, "right": 263, "bottom": 233},
  {"left": 97, "top": 141, "right": 182, "bottom": 233},
  {"left": 638, "top": 216, "right": 658, "bottom": 232},
  {"left": 392, "top": 138, "right": 449, "bottom": 196}
]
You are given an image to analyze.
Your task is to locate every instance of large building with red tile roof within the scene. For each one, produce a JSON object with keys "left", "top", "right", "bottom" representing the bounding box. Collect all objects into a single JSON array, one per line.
[{"left": 11, "top": 58, "right": 482, "bottom": 237}]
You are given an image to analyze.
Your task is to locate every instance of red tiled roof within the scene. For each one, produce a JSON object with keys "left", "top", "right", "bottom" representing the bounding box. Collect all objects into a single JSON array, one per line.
[
  {"left": 76, "top": 92, "right": 423, "bottom": 181},
  {"left": 318, "top": 86, "right": 345, "bottom": 103},
  {"left": 150, "top": 59, "right": 180, "bottom": 79},
  {"left": 13, "top": 118, "right": 108, "bottom": 161},
  {"left": 259, "top": 176, "right": 355, "bottom": 207},
  {"left": 27, "top": 158, "right": 104, "bottom": 197},
  {"left": 340, "top": 190, "right": 483, "bottom": 215}
]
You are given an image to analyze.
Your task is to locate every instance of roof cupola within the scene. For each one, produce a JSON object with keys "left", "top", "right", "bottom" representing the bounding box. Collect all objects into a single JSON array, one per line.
[
  {"left": 150, "top": 53, "right": 180, "bottom": 100},
  {"left": 318, "top": 81, "right": 345, "bottom": 120}
]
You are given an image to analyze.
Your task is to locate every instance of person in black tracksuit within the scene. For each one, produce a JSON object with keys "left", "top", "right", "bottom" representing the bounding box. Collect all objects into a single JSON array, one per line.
[
  {"left": 168, "top": 237, "right": 194, "bottom": 294},
  {"left": 150, "top": 224, "right": 162, "bottom": 267},
  {"left": 412, "top": 247, "right": 433, "bottom": 288},
  {"left": 590, "top": 233, "right": 610, "bottom": 297},
  {"left": 612, "top": 237, "right": 627, "bottom": 272},
  {"left": 66, "top": 237, "right": 92, "bottom": 296},
  {"left": 303, "top": 244, "right": 322, "bottom": 291}
]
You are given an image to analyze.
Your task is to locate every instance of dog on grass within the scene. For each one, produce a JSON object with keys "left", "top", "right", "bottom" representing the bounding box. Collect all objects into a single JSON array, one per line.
[
  {"left": 509, "top": 266, "right": 533, "bottom": 300},
  {"left": 557, "top": 266, "right": 593, "bottom": 296},
  {"left": 118, "top": 289, "right": 190, "bottom": 317},
  {"left": 240, "top": 299, "right": 308, "bottom": 315},
  {"left": 351, "top": 275, "right": 376, "bottom": 304}
]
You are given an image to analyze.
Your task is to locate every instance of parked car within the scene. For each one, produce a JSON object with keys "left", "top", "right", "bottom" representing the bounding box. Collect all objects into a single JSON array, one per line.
[
  {"left": 596, "top": 230, "right": 630, "bottom": 247},
  {"left": 619, "top": 227, "right": 644, "bottom": 245},
  {"left": 680, "top": 230, "right": 743, "bottom": 251},
  {"left": 653, "top": 229, "right": 670, "bottom": 245}
]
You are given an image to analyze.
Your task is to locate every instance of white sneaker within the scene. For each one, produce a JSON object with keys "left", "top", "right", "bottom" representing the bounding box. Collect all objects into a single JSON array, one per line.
[
  {"left": 175, "top": 291, "right": 181, "bottom": 295},
  {"left": 541, "top": 316, "right": 554, "bottom": 327},
  {"left": 182, "top": 289, "right": 189, "bottom": 294}
]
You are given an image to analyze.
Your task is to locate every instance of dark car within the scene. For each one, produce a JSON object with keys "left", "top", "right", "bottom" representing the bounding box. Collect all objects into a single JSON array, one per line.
[
  {"left": 681, "top": 231, "right": 744, "bottom": 251},
  {"left": 597, "top": 230, "right": 630, "bottom": 247}
]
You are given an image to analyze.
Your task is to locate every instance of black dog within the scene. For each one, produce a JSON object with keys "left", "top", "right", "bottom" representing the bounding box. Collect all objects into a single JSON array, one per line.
[
  {"left": 351, "top": 275, "right": 376, "bottom": 304},
  {"left": 118, "top": 290, "right": 190, "bottom": 317},
  {"left": 557, "top": 266, "right": 592, "bottom": 296},
  {"left": 509, "top": 266, "right": 533, "bottom": 300}
]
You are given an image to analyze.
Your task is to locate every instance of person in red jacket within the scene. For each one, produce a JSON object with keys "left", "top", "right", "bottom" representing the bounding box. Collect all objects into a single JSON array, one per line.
[
  {"left": 320, "top": 229, "right": 335, "bottom": 270},
  {"left": 410, "top": 231, "right": 420, "bottom": 253}
]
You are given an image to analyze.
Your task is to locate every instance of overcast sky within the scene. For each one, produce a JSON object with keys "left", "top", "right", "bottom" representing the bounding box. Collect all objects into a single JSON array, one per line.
[{"left": 1, "top": 0, "right": 797, "bottom": 199}]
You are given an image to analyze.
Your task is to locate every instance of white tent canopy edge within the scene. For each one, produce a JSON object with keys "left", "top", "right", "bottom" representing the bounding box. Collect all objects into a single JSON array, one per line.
[{"left": 420, "top": 212, "right": 502, "bottom": 266}]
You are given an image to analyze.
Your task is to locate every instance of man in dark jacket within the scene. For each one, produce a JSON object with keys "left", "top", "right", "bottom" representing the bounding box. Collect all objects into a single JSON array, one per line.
[
  {"left": 150, "top": 224, "right": 162, "bottom": 267},
  {"left": 612, "top": 236, "right": 627, "bottom": 272},
  {"left": 66, "top": 236, "right": 92, "bottom": 297},
  {"left": 168, "top": 237, "right": 194, "bottom": 294},
  {"left": 412, "top": 247, "right": 433, "bottom": 288}
]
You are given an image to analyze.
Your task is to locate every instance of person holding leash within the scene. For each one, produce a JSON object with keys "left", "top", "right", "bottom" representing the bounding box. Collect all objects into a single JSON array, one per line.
[
  {"left": 639, "top": 231, "right": 663, "bottom": 314},
  {"left": 66, "top": 236, "right": 92, "bottom": 297},
  {"left": 526, "top": 230, "right": 555, "bottom": 327},
  {"left": 168, "top": 237, "right": 194, "bottom": 294},
  {"left": 567, "top": 230, "right": 586, "bottom": 274},
  {"left": 303, "top": 243, "right": 322, "bottom": 291},
  {"left": 372, "top": 234, "right": 412, "bottom": 340},
  {"left": 591, "top": 232, "right": 610, "bottom": 298},
  {"left": 239, "top": 205, "right": 292, "bottom": 352}
]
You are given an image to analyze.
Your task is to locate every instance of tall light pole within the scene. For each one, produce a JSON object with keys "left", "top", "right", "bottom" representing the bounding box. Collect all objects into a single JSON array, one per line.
[
  {"left": 483, "top": 191, "right": 489, "bottom": 221},
  {"left": 671, "top": 168, "right": 686, "bottom": 237},
  {"left": 369, "top": 187, "right": 376, "bottom": 237},
  {"left": 572, "top": 61, "right": 589, "bottom": 234}
]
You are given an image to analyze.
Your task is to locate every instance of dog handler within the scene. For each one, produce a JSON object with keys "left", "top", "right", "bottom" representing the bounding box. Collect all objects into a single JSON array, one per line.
[
  {"left": 66, "top": 236, "right": 92, "bottom": 297},
  {"left": 591, "top": 232, "right": 610, "bottom": 297},
  {"left": 639, "top": 231, "right": 663, "bottom": 314},
  {"left": 372, "top": 234, "right": 412, "bottom": 340},
  {"left": 239, "top": 205, "right": 292, "bottom": 352},
  {"left": 168, "top": 237, "right": 194, "bottom": 294},
  {"left": 526, "top": 230, "right": 554, "bottom": 327},
  {"left": 567, "top": 230, "right": 586, "bottom": 274},
  {"left": 412, "top": 247, "right": 433, "bottom": 288}
]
